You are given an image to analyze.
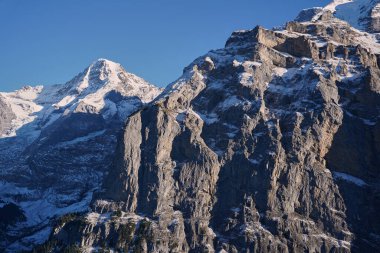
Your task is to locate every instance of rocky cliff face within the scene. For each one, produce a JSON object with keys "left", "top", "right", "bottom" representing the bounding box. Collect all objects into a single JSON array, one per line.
[
  {"left": 37, "top": 3, "right": 380, "bottom": 253},
  {"left": 0, "top": 59, "right": 161, "bottom": 251}
]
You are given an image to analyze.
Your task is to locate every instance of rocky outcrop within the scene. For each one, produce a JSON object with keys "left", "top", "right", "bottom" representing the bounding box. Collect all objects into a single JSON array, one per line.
[
  {"left": 0, "top": 95, "right": 15, "bottom": 136},
  {"left": 39, "top": 8, "right": 380, "bottom": 253}
]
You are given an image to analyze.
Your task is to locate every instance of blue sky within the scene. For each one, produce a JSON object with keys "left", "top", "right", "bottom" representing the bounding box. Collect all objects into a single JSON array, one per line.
[{"left": 0, "top": 0, "right": 330, "bottom": 91}]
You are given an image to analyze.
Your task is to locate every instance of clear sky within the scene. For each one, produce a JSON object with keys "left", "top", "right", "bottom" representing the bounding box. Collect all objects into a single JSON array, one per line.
[{"left": 0, "top": 0, "right": 331, "bottom": 91}]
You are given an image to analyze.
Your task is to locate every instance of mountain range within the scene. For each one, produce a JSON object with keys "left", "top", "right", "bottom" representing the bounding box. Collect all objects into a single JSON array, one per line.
[{"left": 1, "top": 0, "right": 380, "bottom": 252}]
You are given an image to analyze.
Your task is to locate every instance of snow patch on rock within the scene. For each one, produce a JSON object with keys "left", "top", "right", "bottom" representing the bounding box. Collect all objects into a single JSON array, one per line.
[{"left": 333, "top": 172, "right": 368, "bottom": 187}]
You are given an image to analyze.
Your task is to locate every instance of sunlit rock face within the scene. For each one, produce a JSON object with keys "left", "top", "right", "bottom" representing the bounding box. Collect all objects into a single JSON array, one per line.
[
  {"left": 37, "top": 2, "right": 380, "bottom": 252},
  {"left": 0, "top": 95, "right": 15, "bottom": 136}
]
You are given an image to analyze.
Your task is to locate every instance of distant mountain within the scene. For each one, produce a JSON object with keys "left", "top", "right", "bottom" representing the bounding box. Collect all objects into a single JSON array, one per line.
[
  {"left": 0, "top": 58, "right": 159, "bottom": 138},
  {"left": 0, "top": 59, "right": 161, "bottom": 251}
]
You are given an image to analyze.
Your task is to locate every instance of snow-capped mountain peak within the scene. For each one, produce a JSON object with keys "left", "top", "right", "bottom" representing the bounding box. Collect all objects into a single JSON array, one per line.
[
  {"left": 60, "top": 58, "right": 160, "bottom": 104},
  {"left": 0, "top": 59, "right": 162, "bottom": 138},
  {"left": 63, "top": 58, "right": 130, "bottom": 97},
  {"left": 82, "top": 58, "right": 124, "bottom": 86}
]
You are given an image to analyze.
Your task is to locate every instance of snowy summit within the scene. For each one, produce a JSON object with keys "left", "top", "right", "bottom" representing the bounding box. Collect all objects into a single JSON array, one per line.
[{"left": 0, "top": 58, "right": 161, "bottom": 138}]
